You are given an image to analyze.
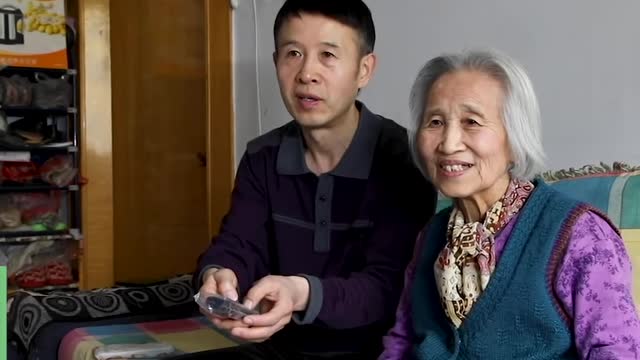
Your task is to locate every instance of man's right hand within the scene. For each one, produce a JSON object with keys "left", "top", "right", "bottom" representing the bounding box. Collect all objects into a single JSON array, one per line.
[
  {"left": 200, "top": 267, "right": 239, "bottom": 301},
  {"left": 200, "top": 268, "right": 252, "bottom": 331}
]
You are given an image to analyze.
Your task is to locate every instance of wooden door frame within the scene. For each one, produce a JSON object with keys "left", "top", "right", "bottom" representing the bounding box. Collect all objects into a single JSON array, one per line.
[
  {"left": 78, "top": 0, "right": 114, "bottom": 289},
  {"left": 205, "top": 0, "right": 235, "bottom": 239},
  {"left": 78, "top": 0, "right": 234, "bottom": 288}
]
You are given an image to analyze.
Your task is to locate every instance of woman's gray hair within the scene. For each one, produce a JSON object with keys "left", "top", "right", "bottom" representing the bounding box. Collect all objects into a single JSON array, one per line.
[{"left": 408, "top": 49, "right": 546, "bottom": 181}]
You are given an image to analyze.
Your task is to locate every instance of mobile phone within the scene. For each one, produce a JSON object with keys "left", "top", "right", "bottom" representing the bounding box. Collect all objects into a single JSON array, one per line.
[{"left": 205, "top": 294, "right": 258, "bottom": 320}]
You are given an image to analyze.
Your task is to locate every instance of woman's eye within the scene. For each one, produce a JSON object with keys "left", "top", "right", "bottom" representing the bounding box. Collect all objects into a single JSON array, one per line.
[
  {"left": 465, "top": 118, "right": 480, "bottom": 126},
  {"left": 427, "top": 119, "right": 443, "bottom": 127},
  {"left": 287, "top": 50, "right": 302, "bottom": 57},
  {"left": 322, "top": 51, "right": 336, "bottom": 58}
]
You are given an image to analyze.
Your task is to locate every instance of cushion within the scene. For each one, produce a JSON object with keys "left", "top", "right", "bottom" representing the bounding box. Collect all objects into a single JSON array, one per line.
[
  {"left": 7, "top": 274, "right": 197, "bottom": 353},
  {"left": 434, "top": 162, "right": 640, "bottom": 308}
]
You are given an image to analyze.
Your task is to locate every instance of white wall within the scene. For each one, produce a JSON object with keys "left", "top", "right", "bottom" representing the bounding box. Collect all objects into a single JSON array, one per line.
[{"left": 233, "top": 0, "right": 640, "bottom": 170}]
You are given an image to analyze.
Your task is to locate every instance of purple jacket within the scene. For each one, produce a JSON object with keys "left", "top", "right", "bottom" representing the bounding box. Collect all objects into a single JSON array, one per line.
[{"left": 380, "top": 211, "right": 640, "bottom": 359}]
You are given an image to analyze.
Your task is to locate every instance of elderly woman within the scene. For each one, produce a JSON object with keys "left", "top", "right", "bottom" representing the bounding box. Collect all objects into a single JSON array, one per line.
[{"left": 380, "top": 50, "right": 640, "bottom": 359}]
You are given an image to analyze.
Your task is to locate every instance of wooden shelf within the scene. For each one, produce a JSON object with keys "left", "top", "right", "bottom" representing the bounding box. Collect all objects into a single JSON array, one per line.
[
  {"left": 0, "top": 183, "right": 78, "bottom": 192},
  {"left": 0, "top": 66, "right": 76, "bottom": 77},
  {"left": 0, "top": 144, "right": 76, "bottom": 152},
  {"left": 0, "top": 231, "right": 78, "bottom": 244},
  {"left": 0, "top": 105, "right": 76, "bottom": 116},
  {"left": 8, "top": 283, "right": 79, "bottom": 296}
]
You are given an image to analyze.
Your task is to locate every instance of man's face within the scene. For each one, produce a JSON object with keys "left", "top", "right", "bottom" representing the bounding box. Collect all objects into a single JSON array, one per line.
[{"left": 274, "top": 13, "right": 374, "bottom": 129}]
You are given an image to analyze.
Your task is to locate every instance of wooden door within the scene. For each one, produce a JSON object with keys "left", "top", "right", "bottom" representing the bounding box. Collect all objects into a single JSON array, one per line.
[{"left": 111, "top": 0, "right": 210, "bottom": 283}]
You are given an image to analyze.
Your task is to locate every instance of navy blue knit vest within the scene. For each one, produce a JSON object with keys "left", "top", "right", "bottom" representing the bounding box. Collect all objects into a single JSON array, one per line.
[{"left": 412, "top": 181, "right": 582, "bottom": 359}]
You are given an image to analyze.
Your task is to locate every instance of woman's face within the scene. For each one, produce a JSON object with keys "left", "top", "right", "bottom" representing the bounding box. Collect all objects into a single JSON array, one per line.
[{"left": 417, "top": 70, "right": 513, "bottom": 205}]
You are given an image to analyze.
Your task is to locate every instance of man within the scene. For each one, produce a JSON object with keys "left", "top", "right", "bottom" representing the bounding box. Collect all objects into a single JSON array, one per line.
[{"left": 190, "top": 0, "right": 436, "bottom": 358}]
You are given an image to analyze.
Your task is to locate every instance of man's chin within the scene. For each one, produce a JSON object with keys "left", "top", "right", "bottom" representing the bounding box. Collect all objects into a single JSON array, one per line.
[{"left": 294, "top": 115, "right": 332, "bottom": 129}]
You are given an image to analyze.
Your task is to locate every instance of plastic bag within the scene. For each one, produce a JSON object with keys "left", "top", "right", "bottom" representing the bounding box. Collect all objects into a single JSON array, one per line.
[
  {"left": 5, "top": 239, "right": 76, "bottom": 288},
  {"left": 39, "top": 154, "right": 77, "bottom": 186},
  {"left": 0, "top": 194, "right": 21, "bottom": 229},
  {"left": 32, "top": 73, "right": 72, "bottom": 109},
  {"left": 0, "top": 75, "right": 33, "bottom": 107},
  {"left": 12, "top": 192, "right": 66, "bottom": 230},
  {"left": 0, "top": 161, "right": 38, "bottom": 183},
  {"left": 6, "top": 238, "right": 76, "bottom": 279}
]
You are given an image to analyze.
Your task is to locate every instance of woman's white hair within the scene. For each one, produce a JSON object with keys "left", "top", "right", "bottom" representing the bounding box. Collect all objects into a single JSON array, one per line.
[{"left": 408, "top": 49, "right": 546, "bottom": 181}]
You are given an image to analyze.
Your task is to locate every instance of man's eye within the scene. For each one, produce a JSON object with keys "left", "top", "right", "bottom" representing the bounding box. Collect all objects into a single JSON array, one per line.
[
  {"left": 322, "top": 51, "right": 336, "bottom": 58},
  {"left": 287, "top": 50, "right": 302, "bottom": 57}
]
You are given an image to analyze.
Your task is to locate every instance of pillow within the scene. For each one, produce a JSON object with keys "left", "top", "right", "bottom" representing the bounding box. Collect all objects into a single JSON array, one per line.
[
  {"left": 540, "top": 162, "right": 640, "bottom": 229},
  {"left": 541, "top": 162, "right": 640, "bottom": 307},
  {"left": 7, "top": 274, "right": 197, "bottom": 352}
]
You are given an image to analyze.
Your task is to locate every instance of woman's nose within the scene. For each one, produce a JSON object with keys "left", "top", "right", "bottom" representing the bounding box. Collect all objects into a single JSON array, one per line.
[{"left": 438, "top": 125, "right": 465, "bottom": 154}]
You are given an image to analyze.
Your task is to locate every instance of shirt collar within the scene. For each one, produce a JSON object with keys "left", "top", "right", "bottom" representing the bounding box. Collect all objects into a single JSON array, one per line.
[{"left": 276, "top": 102, "right": 382, "bottom": 179}]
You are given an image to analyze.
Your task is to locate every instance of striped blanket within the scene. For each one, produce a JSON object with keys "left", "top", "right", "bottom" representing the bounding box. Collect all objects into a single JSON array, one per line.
[{"left": 58, "top": 316, "right": 237, "bottom": 360}]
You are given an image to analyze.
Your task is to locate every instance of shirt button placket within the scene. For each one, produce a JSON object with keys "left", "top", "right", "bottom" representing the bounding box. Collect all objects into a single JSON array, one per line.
[{"left": 313, "top": 175, "right": 333, "bottom": 252}]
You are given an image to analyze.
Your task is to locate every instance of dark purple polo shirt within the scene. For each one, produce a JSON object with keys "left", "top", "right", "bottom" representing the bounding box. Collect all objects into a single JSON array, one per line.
[{"left": 196, "top": 102, "right": 436, "bottom": 354}]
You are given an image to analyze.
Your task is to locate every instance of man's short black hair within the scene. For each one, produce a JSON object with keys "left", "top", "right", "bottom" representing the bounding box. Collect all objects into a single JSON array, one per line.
[{"left": 273, "top": 0, "right": 376, "bottom": 56}]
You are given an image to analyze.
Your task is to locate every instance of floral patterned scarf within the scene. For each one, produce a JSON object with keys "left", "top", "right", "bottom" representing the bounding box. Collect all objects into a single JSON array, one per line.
[{"left": 434, "top": 179, "right": 534, "bottom": 328}]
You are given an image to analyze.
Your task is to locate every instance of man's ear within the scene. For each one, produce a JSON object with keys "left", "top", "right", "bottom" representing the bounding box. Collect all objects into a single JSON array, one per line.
[{"left": 357, "top": 53, "right": 377, "bottom": 89}]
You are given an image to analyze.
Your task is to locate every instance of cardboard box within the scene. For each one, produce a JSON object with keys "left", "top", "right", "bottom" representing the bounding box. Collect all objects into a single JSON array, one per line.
[{"left": 0, "top": 0, "right": 67, "bottom": 69}]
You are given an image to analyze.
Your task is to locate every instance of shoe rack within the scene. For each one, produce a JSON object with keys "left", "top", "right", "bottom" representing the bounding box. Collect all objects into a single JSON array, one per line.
[{"left": 0, "top": 27, "right": 82, "bottom": 294}]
